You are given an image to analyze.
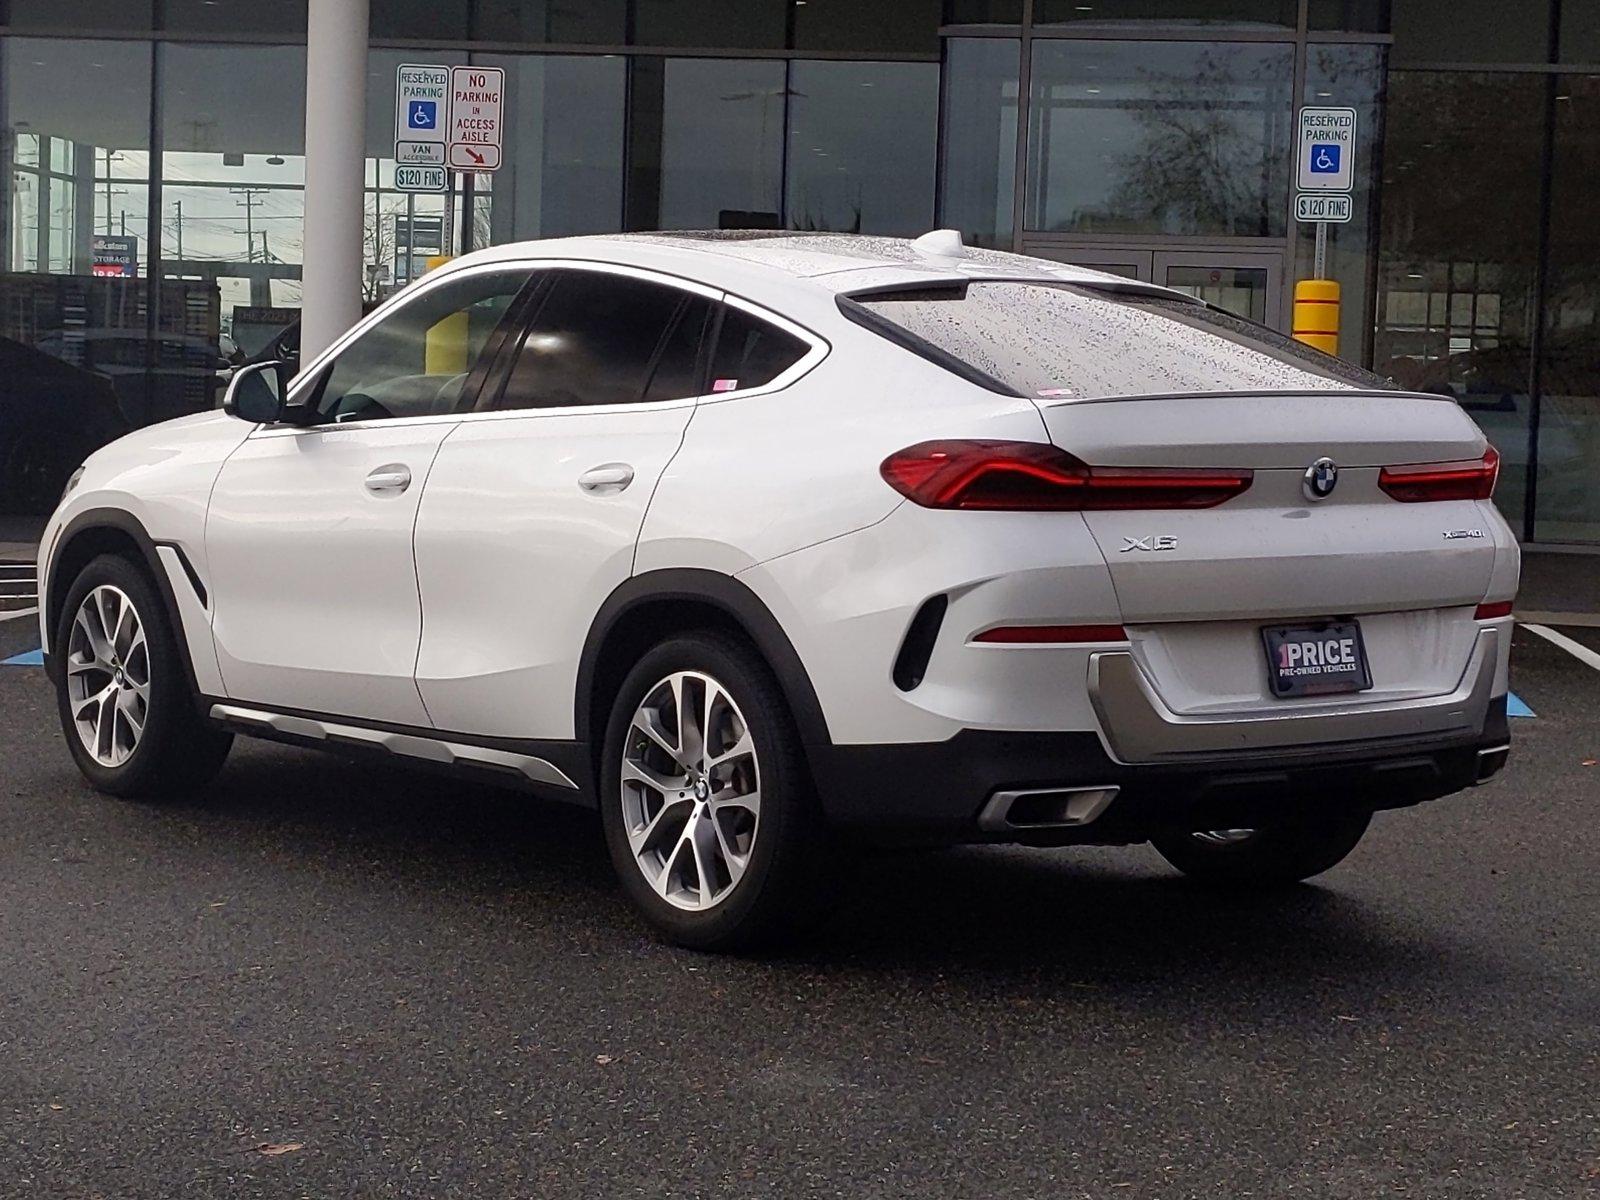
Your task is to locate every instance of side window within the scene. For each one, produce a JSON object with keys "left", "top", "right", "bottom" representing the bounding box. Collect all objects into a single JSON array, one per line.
[
  {"left": 497, "top": 271, "right": 711, "bottom": 410},
  {"left": 708, "top": 305, "right": 808, "bottom": 393},
  {"left": 312, "top": 271, "right": 527, "bottom": 424}
]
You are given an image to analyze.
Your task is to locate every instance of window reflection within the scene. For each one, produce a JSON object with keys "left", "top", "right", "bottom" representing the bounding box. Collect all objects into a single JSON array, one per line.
[
  {"left": 475, "top": 54, "right": 626, "bottom": 241},
  {"left": 5, "top": 0, "right": 151, "bottom": 29},
  {"left": 939, "top": 38, "right": 1019, "bottom": 248},
  {"left": 627, "top": 58, "right": 785, "bottom": 231},
  {"left": 1026, "top": 40, "right": 1294, "bottom": 237},
  {"left": 1373, "top": 71, "right": 1544, "bottom": 533},
  {"left": 161, "top": 42, "right": 308, "bottom": 372},
  {"left": 786, "top": 61, "right": 938, "bottom": 235},
  {"left": 793, "top": 0, "right": 942, "bottom": 55},
  {"left": 1034, "top": 0, "right": 1295, "bottom": 27},
  {"left": 1390, "top": 0, "right": 1551, "bottom": 65},
  {"left": 1535, "top": 75, "right": 1600, "bottom": 543},
  {"left": 474, "top": 0, "right": 627, "bottom": 43},
  {"left": 632, "top": 0, "right": 786, "bottom": 50},
  {"left": 1, "top": 38, "right": 152, "bottom": 515}
]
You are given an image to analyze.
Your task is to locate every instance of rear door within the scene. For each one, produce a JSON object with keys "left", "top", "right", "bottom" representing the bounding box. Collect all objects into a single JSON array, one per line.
[{"left": 412, "top": 264, "right": 715, "bottom": 740}]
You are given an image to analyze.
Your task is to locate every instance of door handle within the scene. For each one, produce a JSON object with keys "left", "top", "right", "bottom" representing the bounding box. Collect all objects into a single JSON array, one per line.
[
  {"left": 578, "top": 463, "right": 635, "bottom": 495},
  {"left": 364, "top": 464, "right": 412, "bottom": 494}
]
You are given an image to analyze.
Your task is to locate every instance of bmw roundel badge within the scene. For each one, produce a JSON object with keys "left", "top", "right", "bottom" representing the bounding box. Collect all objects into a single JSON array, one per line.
[{"left": 1303, "top": 456, "right": 1339, "bottom": 501}]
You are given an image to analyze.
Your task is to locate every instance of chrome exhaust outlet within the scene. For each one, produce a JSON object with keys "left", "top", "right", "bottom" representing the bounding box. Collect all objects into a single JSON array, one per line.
[
  {"left": 1474, "top": 743, "right": 1511, "bottom": 785},
  {"left": 977, "top": 785, "right": 1120, "bottom": 833}
]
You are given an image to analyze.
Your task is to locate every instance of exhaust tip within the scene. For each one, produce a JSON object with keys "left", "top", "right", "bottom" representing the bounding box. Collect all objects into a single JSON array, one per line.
[
  {"left": 978, "top": 786, "right": 1119, "bottom": 833},
  {"left": 1474, "top": 743, "right": 1511, "bottom": 785}
]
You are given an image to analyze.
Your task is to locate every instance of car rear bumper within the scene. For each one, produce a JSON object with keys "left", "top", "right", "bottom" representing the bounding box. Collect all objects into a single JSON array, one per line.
[
  {"left": 1088, "top": 626, "right": 1503, "bottom": 765},
  {"left": 808, "top": 696, "right": 1510, "bottom": 846}
]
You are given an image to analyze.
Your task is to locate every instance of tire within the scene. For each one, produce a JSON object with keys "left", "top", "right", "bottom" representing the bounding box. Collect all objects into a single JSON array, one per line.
[
  {"left": 1150, "top": 808, "right": 1372, "bottom": 889},
  {"left": 52, "top": 553, "right": 232, "bottom": 799},
  {"left": 599, "top": 631, "right": 831, "bottom": 951}
]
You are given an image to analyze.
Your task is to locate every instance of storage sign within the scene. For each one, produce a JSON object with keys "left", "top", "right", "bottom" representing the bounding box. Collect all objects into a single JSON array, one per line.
[
  {"left": 1297, "top": 106, "right": 1357, "bottom": 192},
  {"left": 447, "top": 66, "right": 504, "bottom": 172},
  {"left": 395, "top": 64, "right": 450, "bottom": 165}
]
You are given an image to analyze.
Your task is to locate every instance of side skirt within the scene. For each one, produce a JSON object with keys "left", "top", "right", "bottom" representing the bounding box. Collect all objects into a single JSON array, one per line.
[{"left": 208, "top": 702, "right": 592, "bottom": 805}]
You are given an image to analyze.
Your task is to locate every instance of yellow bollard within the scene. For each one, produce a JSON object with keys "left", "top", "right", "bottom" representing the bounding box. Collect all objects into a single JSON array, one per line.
[
  {"left": 1292, "top": 279, "right": 1341, "bottom": 357},
  {"left": 422, "top": 255, "right": 466, "bottom": 376}
]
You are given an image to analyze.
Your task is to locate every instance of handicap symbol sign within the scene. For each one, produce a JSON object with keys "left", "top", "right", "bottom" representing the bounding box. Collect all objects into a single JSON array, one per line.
[
  {"left": 408, "top": 100, "right": 438, "bottom": 131},
  {"left": 1310, "top": 143, "right": 1341, "bottom": 174}
]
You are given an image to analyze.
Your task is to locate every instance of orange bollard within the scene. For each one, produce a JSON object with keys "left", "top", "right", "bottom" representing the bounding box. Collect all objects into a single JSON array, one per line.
[{"left": 1292, "top": 279, "right": 1341, "bottom": 356}]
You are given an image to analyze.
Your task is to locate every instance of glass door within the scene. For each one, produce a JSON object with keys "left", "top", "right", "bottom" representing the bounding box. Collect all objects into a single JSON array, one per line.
[
  {"left": 1153, "top": 250, "right": 1283, "bottom": 327},
  {"left": 1026, "top": 245, "right": 1152, "bottom": 280}
]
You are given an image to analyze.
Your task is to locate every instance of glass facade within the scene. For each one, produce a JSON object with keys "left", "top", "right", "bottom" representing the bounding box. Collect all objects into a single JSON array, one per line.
[{"left": 0, "top": 0, "right": 1596, "bottom": 546}]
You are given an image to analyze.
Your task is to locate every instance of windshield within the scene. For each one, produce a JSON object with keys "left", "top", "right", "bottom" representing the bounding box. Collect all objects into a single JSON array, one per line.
[{"left": 846, "top": 281, "right": 1394, "bottom": 401}]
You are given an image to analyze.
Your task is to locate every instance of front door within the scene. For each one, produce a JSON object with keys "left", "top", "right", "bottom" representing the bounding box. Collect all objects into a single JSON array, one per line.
[{"left": 205, "top": 265, "right": 531, "bottom": 726}]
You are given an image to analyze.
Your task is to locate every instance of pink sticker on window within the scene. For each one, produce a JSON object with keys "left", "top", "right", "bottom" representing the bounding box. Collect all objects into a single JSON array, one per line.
[{"left": 713, "top": 378, "right": 740, "bottom": 392}]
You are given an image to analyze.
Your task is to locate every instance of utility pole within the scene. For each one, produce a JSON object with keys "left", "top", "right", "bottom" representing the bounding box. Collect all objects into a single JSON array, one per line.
[
  {"left": 230, "top": 187, "right": 269, "bottom": 261},
  {"left": 101, "top": 149, "right": 127, "bottom": 235}
]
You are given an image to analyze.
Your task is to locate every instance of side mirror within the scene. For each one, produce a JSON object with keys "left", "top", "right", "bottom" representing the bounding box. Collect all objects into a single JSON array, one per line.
[{"left": 222, "top": 360, "right": 290, "bottom": 424}]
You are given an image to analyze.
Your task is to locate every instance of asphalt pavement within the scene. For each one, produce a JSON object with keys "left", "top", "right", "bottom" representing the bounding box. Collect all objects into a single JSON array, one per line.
[{"left": 1, "top": 604, "right": 1596, "bottom": 1198}]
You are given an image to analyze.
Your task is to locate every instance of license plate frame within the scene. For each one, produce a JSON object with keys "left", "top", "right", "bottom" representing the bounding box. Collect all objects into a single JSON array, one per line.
[{"left": 1261, "top": 620, "right": 1373, "bottom": 698}]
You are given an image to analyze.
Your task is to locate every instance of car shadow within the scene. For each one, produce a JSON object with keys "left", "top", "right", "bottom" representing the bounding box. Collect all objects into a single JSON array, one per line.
[{"left": 114, "top": 739, "right": 1502, "bottom": 1011}]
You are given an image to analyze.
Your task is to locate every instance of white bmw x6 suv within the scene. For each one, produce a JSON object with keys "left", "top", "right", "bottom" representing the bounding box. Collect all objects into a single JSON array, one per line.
[{"left": 39, "top": 231, "right": 1518, "bottom": 949}]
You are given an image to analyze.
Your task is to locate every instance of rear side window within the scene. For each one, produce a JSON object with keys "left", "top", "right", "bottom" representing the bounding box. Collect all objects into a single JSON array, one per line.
[
  {"left": 708, "top": 306, "right": 808, "bottom": 393},
  {"left": 847, "top": 281, "right": 1393, "bottom": 400},
  {"left": 497, "top": 270, "right": 710, "bottom": 410}
]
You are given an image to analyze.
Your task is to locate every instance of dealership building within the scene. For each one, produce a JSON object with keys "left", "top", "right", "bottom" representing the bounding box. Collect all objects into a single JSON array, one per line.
[{"left": 0, "top": 1, "right": 1595, "bottom": 544}]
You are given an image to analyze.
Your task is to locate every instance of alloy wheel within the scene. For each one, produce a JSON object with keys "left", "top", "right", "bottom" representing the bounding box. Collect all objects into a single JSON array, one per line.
[
  {"left": 620, "top": 670, "right": 761, "bottom": 912},
  {"left": 65, "top": 585, "right": 150, "bottom": 768}
]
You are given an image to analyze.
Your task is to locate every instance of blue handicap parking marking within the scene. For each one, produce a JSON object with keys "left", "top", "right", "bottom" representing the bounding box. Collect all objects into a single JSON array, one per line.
[
  {"left": 408, "top": 100, "right": 438, "bottom": 130},
  {"left": 1310, "top": 143, "right": 1341, "bottom": 173},
  {"left": 1507, "top": 691, "right": 1535, "bottom": 718},
  {"left": 3, "top": 648, "right": 43, "bottom": 667}
]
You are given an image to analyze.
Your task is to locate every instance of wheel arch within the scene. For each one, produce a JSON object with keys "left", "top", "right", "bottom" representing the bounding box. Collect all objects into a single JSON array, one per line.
[
  {"left": 44, "top": 509, "right": 199, "bottom": 697},
  {"left": 575, "top": 569, "right": 832, "bottom": 756}
]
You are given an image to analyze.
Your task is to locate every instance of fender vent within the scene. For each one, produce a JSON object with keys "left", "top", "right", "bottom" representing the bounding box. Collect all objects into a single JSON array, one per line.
[{"left": 892, "top": 594, "right": 948, "bottom": 692}]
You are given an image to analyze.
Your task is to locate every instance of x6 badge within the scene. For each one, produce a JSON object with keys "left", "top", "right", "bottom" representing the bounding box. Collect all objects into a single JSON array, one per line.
[{"left": 1121, "top": 535, "right": 1178, "bottom": 553}]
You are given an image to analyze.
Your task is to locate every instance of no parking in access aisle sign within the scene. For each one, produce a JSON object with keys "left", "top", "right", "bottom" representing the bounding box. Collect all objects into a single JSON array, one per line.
[{"left": 448, "top": 66, "right": 504, "bottom": 172}]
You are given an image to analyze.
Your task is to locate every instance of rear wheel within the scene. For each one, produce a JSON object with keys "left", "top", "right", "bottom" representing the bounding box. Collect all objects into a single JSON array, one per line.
[
  {"left": 1150, "top": 808, "right": 1372, "bottom": 888},
  {"left": 54, "top": 553, "right": 232, "bottom": 798},
  {"left": 599, "top": 632, "right": 830, "bottom": 951}
]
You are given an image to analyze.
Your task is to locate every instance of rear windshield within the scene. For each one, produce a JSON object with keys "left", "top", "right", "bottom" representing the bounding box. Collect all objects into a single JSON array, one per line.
[{"left": 846, "top": 281, "right": 1393, "bottom": 400}]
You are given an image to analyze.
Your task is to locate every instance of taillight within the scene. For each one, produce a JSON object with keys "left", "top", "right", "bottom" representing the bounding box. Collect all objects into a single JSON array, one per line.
[
  {"left": 879, "top": 441, "right": 1253, "bottom": 511},
  {"left": 1474, "top": 600, "right": 1514, "bottom": 620},
  {"left": 1379, "top": 446, "right": 1500, "bottom": 502}
]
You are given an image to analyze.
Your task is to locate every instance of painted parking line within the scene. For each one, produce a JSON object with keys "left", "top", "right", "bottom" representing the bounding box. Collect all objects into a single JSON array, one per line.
[
  {"left": 1507, "top": 692, "right": 1536, "bottom": 718},
  {"left": 3, "top": 648, "right": 43, "bottom": 667},
  {"left": 1522, "top": 623, "right": 1600, "bottom": 673}
]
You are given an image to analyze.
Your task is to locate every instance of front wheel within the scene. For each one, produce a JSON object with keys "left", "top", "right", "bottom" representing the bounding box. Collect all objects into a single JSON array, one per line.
[
  {"left": 599, "top": 632, "right": 830, "bottom": 951},
  {"left": 53, "top": 553, "right": 233, "bottom": 798},
  {"left": 1150, "top": 808, "right": 1372, "bottom": 888}
]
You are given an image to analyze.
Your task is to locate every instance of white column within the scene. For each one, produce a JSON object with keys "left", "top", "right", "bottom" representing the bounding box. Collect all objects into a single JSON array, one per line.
[{"left": 300, "top": 0, "right": 370, "bottom": 366}]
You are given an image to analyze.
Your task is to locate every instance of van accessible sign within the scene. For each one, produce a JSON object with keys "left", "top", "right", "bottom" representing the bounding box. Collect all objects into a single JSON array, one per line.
[
  {"left": 1296, "top": 106, "right": 1357, "bottom": 193},
  {"left": 447, "top": 66, "right": 504, "bottom": 172},
  {"left": 395, "top": 64, "right": 449, "bottom": 166}
]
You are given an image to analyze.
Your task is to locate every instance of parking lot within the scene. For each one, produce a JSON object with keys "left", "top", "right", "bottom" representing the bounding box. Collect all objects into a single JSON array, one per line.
[{"left": 2, "top": 569, "right": 1597, "bottom": 1198}]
